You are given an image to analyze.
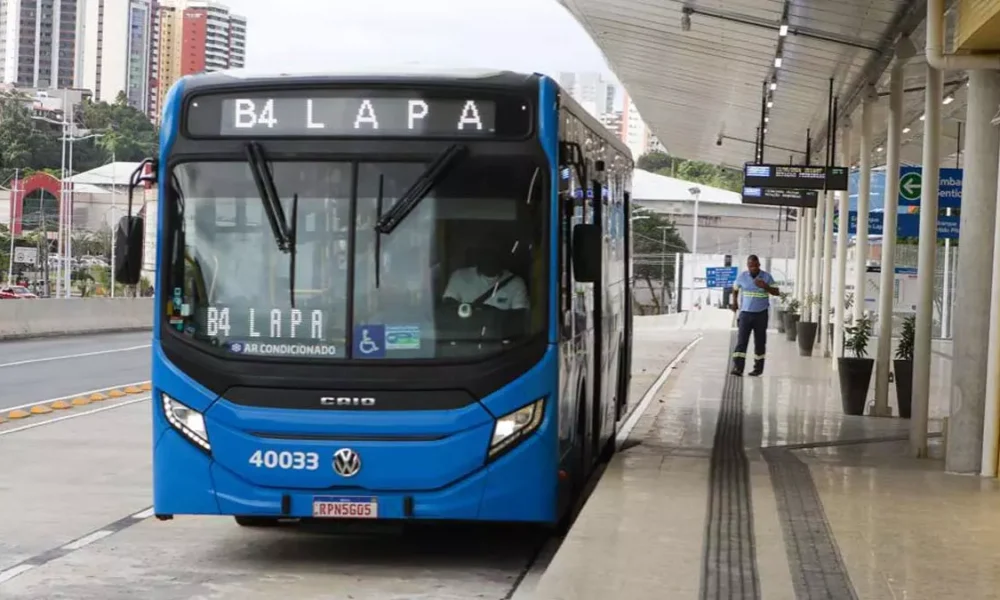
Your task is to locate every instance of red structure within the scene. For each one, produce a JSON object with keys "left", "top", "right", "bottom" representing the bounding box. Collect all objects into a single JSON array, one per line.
[{"left": 8, "top": 172, "right": 65, "bottom": 236}]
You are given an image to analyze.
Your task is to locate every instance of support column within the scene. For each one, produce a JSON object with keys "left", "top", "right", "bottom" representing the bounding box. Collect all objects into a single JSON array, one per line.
[
  {"left": 821, "top": 187, "right": 835, "bottom": 356},
  {"left": 834, "top": 125, "right": 853, "bottom": 360},
  {"left": 873, "top": 59, "right": 904, "bottom": 417},
  {"left": 950, "top": 69, "right": 1000, "bottom": 473},
  {"left": 812, "top": 202, "right": 824, "bottom": 324},
  {"left": 854, "top": 92, "right": 874, "bottom": 322},
  {"left": 911, "top": 62, "right": 942, "bottom": 458},
  {"left": 796, "top": 216, "right": 805, "bottom": 300},
  {"left": 982, "top": 100, "right": 1000, "bottom": 477},
  {"left": 804, "top": 207, "right": 814, "bottom": 308}
]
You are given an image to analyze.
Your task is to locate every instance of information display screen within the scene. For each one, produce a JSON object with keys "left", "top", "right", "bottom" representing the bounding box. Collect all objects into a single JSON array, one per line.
[
  {"left": 743, "top": 164, "right": 848, "bottom": 191},
  {"left": 184, "top": 90, "right": 532, "bottom": 138},
  {"left": 742, "top": 187, "right": 819, "bottom": 208}
]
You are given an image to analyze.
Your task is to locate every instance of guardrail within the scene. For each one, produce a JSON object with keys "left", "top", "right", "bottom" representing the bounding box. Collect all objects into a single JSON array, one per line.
[{"left": 0, "top": 298, "right": 153, "bottom": 340}]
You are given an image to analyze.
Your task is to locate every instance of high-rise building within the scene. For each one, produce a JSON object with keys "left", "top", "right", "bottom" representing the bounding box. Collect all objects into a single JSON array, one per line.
[
  {"left": 81, "top": 0, "right": 155, "bottom": 113},
  {"left": 0, "top": 0, "right": 81, "bottom": 89},
  {"left": 149, "top": 0, "right": 244, "bottom": 121},
  {"left": 180, "top": 0, "right": 245, "bottom": 74},
  {"left": 559, "top": 71, "right": 614, "bottom": 118}
]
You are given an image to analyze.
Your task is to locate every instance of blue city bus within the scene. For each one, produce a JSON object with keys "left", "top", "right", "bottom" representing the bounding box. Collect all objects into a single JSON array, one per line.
[{"left": 114, "top": 68, "right": 635, "bottom": 527}]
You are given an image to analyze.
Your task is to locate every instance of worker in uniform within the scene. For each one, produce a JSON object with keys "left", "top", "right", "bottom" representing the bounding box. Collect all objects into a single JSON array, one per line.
[{"left": 730, "top": 254, "right": 780, "bottom": 376}]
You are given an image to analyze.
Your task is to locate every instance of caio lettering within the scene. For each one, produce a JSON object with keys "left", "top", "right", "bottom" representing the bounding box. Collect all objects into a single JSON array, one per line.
[{"left": 320, "top": 396, "right": 376, "bottom": 407}]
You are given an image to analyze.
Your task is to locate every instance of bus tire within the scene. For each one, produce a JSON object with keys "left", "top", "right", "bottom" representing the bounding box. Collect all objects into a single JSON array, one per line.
[{"left": 234, "top": 516, "right": 280, "bottom": 527}]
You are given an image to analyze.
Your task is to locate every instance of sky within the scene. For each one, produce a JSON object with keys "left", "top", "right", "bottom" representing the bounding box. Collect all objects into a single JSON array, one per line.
[{"left": 226, "top": 0, "right": 617, "bottom": 85}]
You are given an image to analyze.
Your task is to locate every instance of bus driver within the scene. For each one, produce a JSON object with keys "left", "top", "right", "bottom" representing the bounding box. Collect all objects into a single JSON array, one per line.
[{"left": 442, "top": 245, "right": 529, "bottom": 312}]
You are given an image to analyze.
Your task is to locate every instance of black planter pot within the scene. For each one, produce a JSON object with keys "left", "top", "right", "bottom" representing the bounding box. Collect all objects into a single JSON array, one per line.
[
  {"left": 797, "top": 322, "right": 818, "bottom": 356},
  {"left": 784, "top": 313, "right": 799, "bottom": 341},
  {"left": 894, "top": 359, "right": 913, "bottom": 419},
  {"left": 776, "top": 310, "right": 787, "bottom": 333},
  {"left": 837, "top": 357, "right": 875, "bottom": 415}
]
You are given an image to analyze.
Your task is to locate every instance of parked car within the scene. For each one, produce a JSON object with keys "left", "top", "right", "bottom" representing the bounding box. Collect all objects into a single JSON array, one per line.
[{"left": 0, "top": 285, "right": 38, "bottom": 299}]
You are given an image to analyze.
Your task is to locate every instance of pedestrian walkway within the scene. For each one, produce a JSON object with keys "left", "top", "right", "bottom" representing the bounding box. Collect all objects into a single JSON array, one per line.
[{"left": 529, "top": 313, "right": 1000, "bottom": 599}]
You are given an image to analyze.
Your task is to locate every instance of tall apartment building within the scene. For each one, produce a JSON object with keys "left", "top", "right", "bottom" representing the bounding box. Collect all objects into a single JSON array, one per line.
[
  {"left": 149, "top": 0, "right": 244, "bottom": 121},
  {"left": 0, "top": 0, "right": 81, "bottom": 89},
  {"left": 559, "top": 71, "right": 614, "bottom": 119},
  {"left": 80, "top": 0, "right": 154, "bottom": 113}
]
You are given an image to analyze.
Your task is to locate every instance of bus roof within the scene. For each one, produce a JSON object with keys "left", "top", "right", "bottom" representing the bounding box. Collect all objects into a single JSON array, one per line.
[{"left": 177, "top": 67, "right": 544, "bottom": 94}]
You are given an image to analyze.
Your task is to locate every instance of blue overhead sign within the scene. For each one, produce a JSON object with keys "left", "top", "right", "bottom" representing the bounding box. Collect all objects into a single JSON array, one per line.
[
  {"left": 897, "top": 166, "right": 963, "bottom": 208},
  {"left": 706, "top": 266, "right": 738, "bottom": 288},
  {"left": 834, "top": 210, "right": 960, "bottom": 239}
]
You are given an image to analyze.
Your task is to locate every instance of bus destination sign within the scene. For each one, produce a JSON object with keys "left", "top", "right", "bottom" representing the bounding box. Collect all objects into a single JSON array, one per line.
[
  {"left": 742, "top": 187, "right": 819, "bottom": 208},
  {"left": 185, "top": 93, "right": 512, "bottom": 138},
  {"left": 743, "top": 164, "right": 848, "bottom": 191}
]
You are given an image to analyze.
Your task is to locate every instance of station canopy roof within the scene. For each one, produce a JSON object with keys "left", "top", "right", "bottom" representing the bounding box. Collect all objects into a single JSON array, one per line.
[{"left": 558, "top": 0, "right": 971, "bottom": 172}]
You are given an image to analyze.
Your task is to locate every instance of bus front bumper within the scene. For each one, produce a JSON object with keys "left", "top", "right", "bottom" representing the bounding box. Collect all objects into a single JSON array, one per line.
[{"left": 152, "top": 421, "right": 558, "bottom": 524}]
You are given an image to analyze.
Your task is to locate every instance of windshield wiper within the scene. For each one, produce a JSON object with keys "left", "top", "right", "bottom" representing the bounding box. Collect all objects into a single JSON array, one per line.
[
  {"left": 244, "top": 142, "right": 293, "bottom": 252},
  {"left": 244, "top": 142, "right": 299, "bottom": 307},
  {"left": 374, "top": 174, "right": 384, "bottom": 288},
  {"left": 288, "top": 193, "right": 299, "bottom": 308},
  {"left": 374, "top": 144, "right": 467, "bottom": 235}
]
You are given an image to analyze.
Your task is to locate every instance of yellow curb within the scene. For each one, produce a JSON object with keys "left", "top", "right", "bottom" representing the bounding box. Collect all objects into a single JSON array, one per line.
[
  {"left": 72, "top": 397, "right": 91, "bottom": 406},
  {"left": 30, "top": 405, "right": 53, "bottom": 415},
  {"left": 8, "top": 409, "right": 30, "bottom": 419},
  {"left": 140, "top": 382, "right": 152, "bottom": 391},
  {"left": 90, "top": 393, "right": 108, "bottom": 401},
  {"left": 108, "top": 389, "right": 127, "bottom": 398},
  {"left": 124, "top": 386, "right": 143, "bottom": 394},
  {"left": 51, "top": 400, "right": 73, "bottom": 410}
]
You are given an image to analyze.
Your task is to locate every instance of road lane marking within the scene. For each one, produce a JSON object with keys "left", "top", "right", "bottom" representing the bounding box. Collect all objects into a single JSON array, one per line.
[
  {"left": 0, "top": 565, "right": 34, "bottom": 584},
  {"left": 0, "top": 344, "right": 151, "bottom": 369},
  {"left": 0, "top": 506, "right": 153, "bottom": 586},
  {"left": 0, "top": 396, "right": 150, "bottom": 437},
  {"left": 61, "top": 530, "right": 114, "bottom": 551}
]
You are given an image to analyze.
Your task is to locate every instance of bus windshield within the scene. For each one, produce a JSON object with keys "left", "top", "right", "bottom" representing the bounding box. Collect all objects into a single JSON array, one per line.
[{"left": 163, "top": 154, "right": 547, "bottom": 361}]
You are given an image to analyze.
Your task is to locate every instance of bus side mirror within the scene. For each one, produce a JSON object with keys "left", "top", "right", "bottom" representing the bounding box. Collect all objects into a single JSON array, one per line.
[
  {"left": 114, "top": 215, "right": 144, "bottom": 285},
  {"left": 572, "top": 223, "right": 601, "bottom": 283}
]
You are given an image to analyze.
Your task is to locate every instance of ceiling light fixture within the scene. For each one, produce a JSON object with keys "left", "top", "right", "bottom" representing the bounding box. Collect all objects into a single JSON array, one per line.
[
  {"left": 876, "top": 146, "right": 884, "bottom": 152},
  {"left": 902, "top": 127, "right": 911, "bottom": 133},
  {"left": 779, "top": 24, "right": 788, "bottom": 37},
  {"left": 767, "top": 100, "right": 774, "bottom": 108},
  {"left": 774, "top": 57, "right": 783, "bottom": 68},
  {"left": 943, "top": 95, "right": 954, "bottom": 105},
  {"left": 919, "top": 114, "right": 925, "bottom": 120},
  {"left": 770, "top": 81, "right": 777, "bottom": 91}
]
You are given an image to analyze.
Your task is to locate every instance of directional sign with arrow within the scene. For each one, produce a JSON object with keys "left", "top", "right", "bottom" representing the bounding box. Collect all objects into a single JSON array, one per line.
[
  {"left": 899, "top": 170, "right": 921, "bottom": 203},
  {"left": 897, "top": 166, "right": 963, "bottom": 208}
]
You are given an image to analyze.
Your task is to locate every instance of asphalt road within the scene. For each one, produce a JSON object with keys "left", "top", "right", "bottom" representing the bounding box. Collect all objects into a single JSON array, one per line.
[{"left": 0, "top": 331, "right": 151, "bottom": 409}]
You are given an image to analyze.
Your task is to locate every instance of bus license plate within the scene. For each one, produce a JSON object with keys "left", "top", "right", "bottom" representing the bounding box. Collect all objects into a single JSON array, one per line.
[{"left": 312, "top": 496, "right": 378, "bottom": 519}]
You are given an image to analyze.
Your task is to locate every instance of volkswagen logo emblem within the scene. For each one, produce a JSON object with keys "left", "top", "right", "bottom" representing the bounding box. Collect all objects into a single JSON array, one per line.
[{"left": 332, "top": 448, "right": 361, "bottom": 477}]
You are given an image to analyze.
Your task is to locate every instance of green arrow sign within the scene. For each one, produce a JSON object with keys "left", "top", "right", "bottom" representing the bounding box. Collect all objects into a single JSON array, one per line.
[{"left": 900, "top": 171, "right": 922, "bottom": 201}]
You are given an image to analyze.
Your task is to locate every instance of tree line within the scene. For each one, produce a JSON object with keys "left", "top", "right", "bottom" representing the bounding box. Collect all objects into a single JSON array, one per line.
[
  {"left": 0, "top": 89, "right": 158, "bottom": 183},
  {"left": 637, "top": 151, "right": 744, "bottom": 193}
]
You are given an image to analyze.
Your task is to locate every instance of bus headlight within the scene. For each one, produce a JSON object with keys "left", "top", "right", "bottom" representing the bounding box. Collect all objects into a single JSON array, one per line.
[
  {"left": 162, "top": 393, "right": 211, "bottom": 451},
  {"left": 488, "top": 398, "right": 545, "bottom": 459}
]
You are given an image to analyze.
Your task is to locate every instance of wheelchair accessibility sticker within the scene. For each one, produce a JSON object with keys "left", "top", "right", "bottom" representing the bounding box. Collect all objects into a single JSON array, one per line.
[{"left": 354, "top": 325, "right": 385, "bottom": 358}]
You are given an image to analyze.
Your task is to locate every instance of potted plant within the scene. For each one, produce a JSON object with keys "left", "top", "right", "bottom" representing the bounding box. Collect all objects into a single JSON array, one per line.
[
  {"left": 776, "top": 292, "right": 790, "bottom": 333},
  {"left": 837, "top": 314, "right": 874, "bottom": 415},
  {"left": 796, "top": 294, "right": 820, "bottom": 356},
  {"left": 783, "top": 298, "right": 800, "bottom": 341},
  {"left": 894, "top": 314, "right": 915, "bottom": 419}
]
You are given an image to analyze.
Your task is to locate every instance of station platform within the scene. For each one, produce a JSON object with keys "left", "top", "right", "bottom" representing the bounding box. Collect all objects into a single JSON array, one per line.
[{"left": 528, "top": 311, "right": 1000, "bottom": 600}]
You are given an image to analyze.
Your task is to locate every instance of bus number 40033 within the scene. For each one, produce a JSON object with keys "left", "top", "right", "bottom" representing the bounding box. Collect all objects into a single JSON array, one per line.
[{"left": 248, "top": 449, "right": 320, "bottom": 470}]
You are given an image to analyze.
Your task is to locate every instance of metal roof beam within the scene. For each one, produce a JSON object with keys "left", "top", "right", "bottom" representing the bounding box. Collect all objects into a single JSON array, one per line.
[
  {"left": 683, "top": 5, "right": 881, "bottom": 52},
  {"left": 815, "top": 0, "right": 927, "bottom": 153}
]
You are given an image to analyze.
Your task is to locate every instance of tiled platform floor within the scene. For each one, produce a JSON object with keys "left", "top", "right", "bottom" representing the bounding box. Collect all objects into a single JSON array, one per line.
[{"left": 529, "top": 311, "right": 1000, "bottom": 599}]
